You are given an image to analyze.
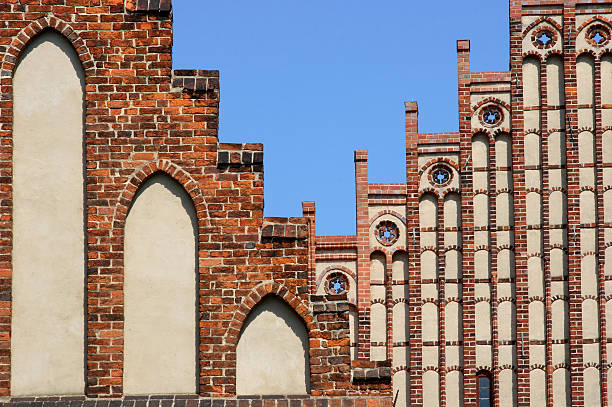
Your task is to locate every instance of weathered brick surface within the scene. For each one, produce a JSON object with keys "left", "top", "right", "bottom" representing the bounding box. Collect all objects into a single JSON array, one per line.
[{"left": 0, "top": 0, "right": 391, "bottom": 402}]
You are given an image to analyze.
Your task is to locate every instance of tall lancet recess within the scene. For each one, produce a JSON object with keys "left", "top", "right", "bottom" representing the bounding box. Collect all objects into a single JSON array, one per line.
[
  {"left": 11, "top": 31, "right": 86, "bottom": 396},
  {"left": 124, "top": 174, "right": 198, "bottom": 394}
]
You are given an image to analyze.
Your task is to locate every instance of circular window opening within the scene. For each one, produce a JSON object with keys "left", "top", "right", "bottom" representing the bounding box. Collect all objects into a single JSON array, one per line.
[
  {"left": 430, "top": 165, "right": 452, "bottom": 187},
  {"left": 326, "top": 272, "right": 349, "bottom": 296},
  {"left": 535, "top": 30, "right": 554, "bottom": 47},
  {"left": 587, "top": 24, "right": 610, "bottom": 46},
  {"left": 480, "top": 105, "right": 503, "bottom": 127},
  {"left": 375, "top": 220, "right": 399, "bottom": 246}
]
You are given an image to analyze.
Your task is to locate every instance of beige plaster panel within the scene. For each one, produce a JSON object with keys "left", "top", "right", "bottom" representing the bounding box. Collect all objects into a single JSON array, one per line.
[
  {"left": 475, "top": 302, "right": 491, "bottom": 341},
  {"left": 495, "top": 134, "right": 512, "bottom": 166},
  {"left": 578, "top": 108, "right": 595, "bottom": 129},
  {"left": 392, "top": 285, "right": 409, "bottom": 302},
  {"left": 581, "top": 255, "right": 598, "bottom": 297},
  {"left": 529, "top": 301, "right": 546, "bottom": 341},
  {"left": 525, "top": 133, "right": 542, "bottom": 167},
  {"left": 549, "top": 191, "right": 567, "bottom": 227},
  {"left": 552, "top": 343, "right": 570, "bottom": 366},
  {"left": 473, "top": 194, "right": 489, "bottom": 228},
  {"left": 392, "top": 251, "right": 408, "bottom": 281},
  {"left": 421, "top": 302, "right": 439, "bottom": 342},
  {"left": 528, "top": 257, "right": 545, "bottom": 298},
  {"left": 496, "top": 171, "right": 512, "bottom": 192},
  {"left": 584, "top": 367, "right": 602, "bottom": 407},
  {"left": 473, "top": 171, "right": 489, "bottom": 192},
  {"left": 496, "top": 230, "right": 513, "bottom": 250},
  {"left": 522, "top": 15, "right": 562, "bottom": 29},
  {"left": 474, "top": 230, "right": 490, "bottom": 248},
  {"left": 550, "top": 281, "right": 567, "bottom": 300},
  {"left": 497, "top": 249, "right": 515, "bottom": 279},
  {"left": 606, "top": 228, "right": 612, "bottom": 246},
  {"left": 547, "top": 56, "right": 565, "bottom": 105},
  {"left": 445, "top": 302, "right": 461, "bottom": 342},
  {"left": 549, "top": 229, "right": 566, "bottom": 249},
  {"left": 392, "top": 347, "right": 407, "bottom": 367},
  {"left": 497, "top": 282, "right": 514, "bottom": 301},
  {"left": 527, "top": 230, "right": 543, "bottom": 254},
  {"left": 314, "top": 260, "right": 356, "bottom": 277},
  {"left": 419, "top": 194, "right": 437, "bottom": 228},
  {"left": 606, "top": 168, "right": 612, "bottom": 189},
  {"left": 420, "top": 230, "right": 437, "bottom": 248},
  {"left": 530, "top": 344, "right": 546, "bottom": 366},
  {"left": 498, "top": 345, "right": 515, "bottom": 367},
  {"left": 472, "top": 134, "right": 489, "bottom": 168},
  {"left": 444, "top": 231, "right": 460, "bottom": 248},
  {"left": 392, "top": 370, "right": 408, "bottom": 407},
  {"left": 443, "top": 194, "right": 461, "bottom": 228},
  {"left": 421, "top": 251, "right": 438, "bottom": 280},
  {"left": 607, "top": 247, "right": 612, "bottom": 277},
  {"left": 497, "top": 302, "right": 515, "bottom": 342},
  {"left": 582, "top": 229, "right": 597, "bottom": 255},
  {"left": 550, "top": 249, "right": 568, "bottom": 278},
  {"left": 12, "top": 32, "right": 85, "bottom": 396},
  {"left": 370, "top": 346, "right": 386, "bottom": 361},
  {"left": 422, "top": 371, "right": 440, "bottom": 407},
  {"left": 471, "top": 97, "right": 510, "bottom": 132},
  {"left": 445, "top": 371, "right": 462, "bottom": 407},
  {"left": 606, "top": 281, "right": 612, "bottom": 297},
  {"left": 498, "top": 369, "right": 516, "bottom": 407},
  {"left": 445, "top": 251, "right": 462, "bottom": 280},
  {"left": 548, "top": 168, "right": 565, "bottom": 190},
  {"left": 605, "top": 191, "right": 612, "bottom": 223},
  {"left": 470, "top": 92, "right": 510, "bottom": 108},
  {"left": 548, "top": 132, "right": 566, "bottom": 167},
  {"left": 582, "top": 299, "right": 600, "bottom": 340},
  {"left": 552, "top": 300, "right": 569, "bottom": 340},
  {"left": 124, "top": 175, "right": 197, "bottom": 395},
  {"left": 474, "top": 250, "right": 490, "bottom": 279},
  {"left": 417, "top": 153, "right": 457, "bottom": 170},
  {"left": 474, "top": 283, "right": 490, "bottom": 301},
  {"left": 418, "top": 154, "right": 460, "bottom": 193},
  {"left": 529, "top": 369, "right": 547, "bottom": 407},
  {"left": 547, "top": 110, "right": 565, "bottom": 134},
  {"left": 370, "top": 252, "right": 386, "bottom": 282},
  {"left": 524, "top": 110, "right": 541, "bottom": 132},
  {"left": 392, "top": 302, "right": 409, "bottom": 343},
  {"left": 236, "top": 296, "right": 310, "bottom": 395},
  {"left": 369, "top": 213, "right": 407, "bottom": 249},
  {"left": 579, "top": 131, "right": 596, "bottom": 164},
  {"left": 371, "top": 285, "right": 386, "bottom": 302},
  {"left": 445, "top": 282, "right": 460, "bottom": 301},
  {"left": 525, "top": 169, "right": 541, "bottom": 190},
  {"left": 604, "top": 131, "right": 612, "bottom": 163},
  {"left": 553, "top": 368, "right": 570, "bottom": 407},
  {"left": 421, "top": 345, "right": 439, "bottom": 367},
  {"left": 370, "top": 302, "right": 387, "bottom": 343},
  {"left": 445, "top": 345, "right": 461, "bottom": 369},
  {"left": 607, "top": 300, "right": 612, "bottom": 338},
  {"left": 526, "top": 192, "right": 542, "bottom": 226},
  {"left": 523, "top": 58, "right": 541, "bottom": 108},
  {"left": 577, "top": 55, "right": 595, "bottom": 104},
  {"left": 602, "top": 109, "right": 612, "bottom": 129},
  {"left": 368, "top": 204, "right": 406, "bottom": 222},
  {"left": 496, "top": 194, "right": 512, "bottom": 227},
  {"left": 603, "top": 56, "right": 612, "bottom": 106},
  {"left": 475, "top": 345, "right": 492, "bottom": 369}
]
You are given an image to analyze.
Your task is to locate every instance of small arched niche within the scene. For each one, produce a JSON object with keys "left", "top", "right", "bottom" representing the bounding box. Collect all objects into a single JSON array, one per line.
[
  {"left": 236, "top": 295, "right": 311, "bottom": 395},
  {"left": 124, "top": 173, "right": 198, "bottom": 395}
]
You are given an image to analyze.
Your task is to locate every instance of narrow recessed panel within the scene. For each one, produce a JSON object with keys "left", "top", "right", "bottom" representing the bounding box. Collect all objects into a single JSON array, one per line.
[{"left": 12, "top": 31, "right": 85, "bottom": 396}]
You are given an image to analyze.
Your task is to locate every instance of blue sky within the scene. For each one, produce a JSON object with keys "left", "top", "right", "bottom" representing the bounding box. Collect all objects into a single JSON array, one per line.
[{"left": 172, "top": 1, "right": 510, "bottom": 236}]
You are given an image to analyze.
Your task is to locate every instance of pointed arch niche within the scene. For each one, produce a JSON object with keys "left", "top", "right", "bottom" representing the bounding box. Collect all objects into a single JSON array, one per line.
[
  {"left": 11, "top": 30, "right": 86, "bottom": 396},
  {"left": 236, "top": 295, "right": 310, "bottom": 395},
  {"left": 123, "top": 173, "right": 198, "bottom": 395}
]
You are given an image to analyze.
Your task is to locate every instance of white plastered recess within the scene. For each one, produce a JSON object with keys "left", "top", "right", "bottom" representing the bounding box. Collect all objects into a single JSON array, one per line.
[
  {"left": 236, "top": 296, "right": 310, "bottom": 395},
  {"left": 124, "top": 174, "right": 198, "bottom": 395},
  {"left": 12, "top": 31, "right": 85, "bottom": 396}
]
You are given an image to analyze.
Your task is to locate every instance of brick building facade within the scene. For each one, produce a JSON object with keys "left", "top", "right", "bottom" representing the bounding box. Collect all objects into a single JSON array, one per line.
[{"left": 0, "top": 0, "right": 611, "bottom": 406}]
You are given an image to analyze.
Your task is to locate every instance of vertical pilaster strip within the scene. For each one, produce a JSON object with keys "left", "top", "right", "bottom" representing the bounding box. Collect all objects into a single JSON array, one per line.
[
  {"left": 405, "top": 101, "right": 421, "bottom": 406},
  {"left": 302, "top": 202, "right": 316, "bottom": 295},
  {"left": 456, "top": 39, "right": 474, "bottom": 406},
  {"left": 355, "top": 150, "right": 370, "bottom": 360}
]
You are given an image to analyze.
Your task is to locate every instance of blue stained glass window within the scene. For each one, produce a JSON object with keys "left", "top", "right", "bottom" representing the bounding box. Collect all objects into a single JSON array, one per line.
[{"left": 477, "top": 374, "right": 492, "bottom": 407}]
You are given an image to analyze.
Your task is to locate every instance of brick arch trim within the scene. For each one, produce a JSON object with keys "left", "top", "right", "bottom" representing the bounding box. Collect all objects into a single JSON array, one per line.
[
  {"left": 369, "top": 210, "right": 407, "bottom": 226},
  {"left": 522, "top": 16, "right": 563, "bottom": 37},
  {"left": 576, "top": 16, "right": 612, "bottom": 38},
  {"left": 113, "top": 159, "right": 210, "bottom": 230},
  {"left": 316, "top": 265, "right": 357, "bottom": 289},
  {"left": 225, "top": 281, "right": 315, "bottom": 346},
  {"left": 1, "top": 16, "right": 94, "bottom": 77}
]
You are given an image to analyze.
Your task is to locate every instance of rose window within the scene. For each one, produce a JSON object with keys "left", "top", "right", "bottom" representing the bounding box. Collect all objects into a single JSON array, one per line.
[
  {"left": 431, "top": 166, "right": 451, "bottom": 186},
  {"left": 480, "top": 105, "right": 503, "bottom": 127},
  {"left": 326, "top": 272, "right": 348, "bottom": 295},
  {"left": 376, "top": 220, "right": 399, "bottom": 246},
  {"left": 535, "top": 30, "right": 553, "bottom": 47},
  {"left": 587, "top": 24, "right": 610, "bottom": 46}
]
